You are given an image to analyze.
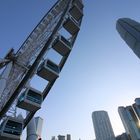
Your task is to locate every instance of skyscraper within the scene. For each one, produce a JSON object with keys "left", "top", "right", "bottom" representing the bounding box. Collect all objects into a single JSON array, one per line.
[
  {"left": 92, "top": 111, "right": 116, "bottom": 140},
  {"left": 26, "top": 116, "right": 43, "bottom": 140},
  {"left": 118, "top": 106, "right": 140, "bottom": 140},
  {"left": 58, "top": 135, "right": 65, "bottom": 140},
  {"left": 116, "top": 18, "right": 140, "bottom": 59},
  {"left": 51, "top": 136, "right": 56, "bottom": 140},
  {"left": 66, "top": 134, "right": 71, "bottom": 140}
]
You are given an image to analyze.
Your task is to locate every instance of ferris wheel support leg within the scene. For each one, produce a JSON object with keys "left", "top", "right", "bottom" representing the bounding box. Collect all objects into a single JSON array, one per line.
[{"left": 0, "top": 62, "right": 12, "bottom": 97}]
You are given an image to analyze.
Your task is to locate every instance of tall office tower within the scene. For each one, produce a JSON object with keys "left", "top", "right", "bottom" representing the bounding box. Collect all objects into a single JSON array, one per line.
[
  {"left": 92, "top": 111, "right": 116, "bottom": 140},
  {"left": 66, "top": 134, "right": 71, "bottom": 140},
  {"left": 116, "top": 18, "right": 140, "bottom": 59},
  {"left": 58, "top": 135, "right": 65, "bottom": 140},
  {"left": 26, "top": 116, "right": 43, "bottom": 140},
  {"left": 51, "top": 136, "right": 56, "bottom": 140},
  {"left": 133, "top": 98, "right": 140, "bottom": 121},
  {"left": 118, "top": 106, "right": 140, "bottom": 140}
]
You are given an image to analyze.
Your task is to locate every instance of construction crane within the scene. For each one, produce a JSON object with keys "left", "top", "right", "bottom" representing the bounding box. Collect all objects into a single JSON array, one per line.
[{"left": 0, "top": 0, "right": 84, "bottom": 139}]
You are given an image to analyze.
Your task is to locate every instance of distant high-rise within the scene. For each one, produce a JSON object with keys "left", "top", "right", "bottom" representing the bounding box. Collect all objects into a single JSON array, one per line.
[
  {"left": 26, "top": 116, "right": 43, "bottom": 140},
  {"left": 116, "top": 18, "right": 140, "bottom": 59},
  {"left": 58, "top": 135, "right": 65, "bottom": 140},
  {"left": 51, "top": 136, "right": 56, "bottom": 140},
  {"left": 92, "top": 111, "right": 116, "bottom": 140},
  {"left": 118, "top": 106, "right": 140, "bottom": 140},
  {"left": 133, "top": 98, "right": 140, "bottom": 119},
  {"left": 66, "top": 134, "right": 71, "bottom": 140}
]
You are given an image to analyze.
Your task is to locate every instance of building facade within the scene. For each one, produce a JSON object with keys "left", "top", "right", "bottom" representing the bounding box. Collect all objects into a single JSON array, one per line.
[
  {"left": 116, "top": 18, "right": 140, "bottom": 59},
  {"left": 66, "top": 134, "right": 71, "bottom": 140},
  {"left": 92, "top": 111, "right": 116, "bottom": 140},
  {"left": 26, "top": 116, "right": 43, "bottom": 140},
  {"left": 58, "top": 135, "right": 65, "bottom": 140},
  {"left": 118, "top": 106, "right": 140, "bottom": 140}
]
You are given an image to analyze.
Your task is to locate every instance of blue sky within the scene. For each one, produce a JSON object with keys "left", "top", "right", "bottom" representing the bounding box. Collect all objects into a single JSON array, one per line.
[{"left": 1, "top": 0, "right": 140, "bottom": 140}]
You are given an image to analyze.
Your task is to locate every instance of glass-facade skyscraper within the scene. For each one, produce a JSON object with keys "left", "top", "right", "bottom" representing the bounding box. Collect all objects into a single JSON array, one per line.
[
  {"left": 118, "top": 106, "right": 140, "bottom": 140},
  {"left": 92, "top": 111, "right": 116, "bottom": 140},
  {"left": 116, "top": 18, "right": 140, "bottom": 59}
]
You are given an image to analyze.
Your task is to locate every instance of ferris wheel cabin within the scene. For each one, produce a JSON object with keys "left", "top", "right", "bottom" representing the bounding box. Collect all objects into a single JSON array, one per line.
[
  {"left": 63, "top": 16, "right": 80, "bottom": 35},
  {"left": 52, "top": 35, "right": 72, "bottom": 56},
  {"left": 72, "top": 0, "right": 84, "bottom": 10},
  {"left": 37, "top": 59, "right": 60, "bottom": 81},
  {"left": 0, "top": 117, "right": 23, "bottom": 140},
  {"left": 17, "top": 87, "right": 43, "bottom": 112},
  {"left": 69, "top": 2, "right": 83, "bottom": 22}
]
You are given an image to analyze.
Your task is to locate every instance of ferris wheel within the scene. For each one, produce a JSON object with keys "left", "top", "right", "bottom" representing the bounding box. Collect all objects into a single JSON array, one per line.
[{"left": 0, "top": 0, "right": 84, "bottom": 139}]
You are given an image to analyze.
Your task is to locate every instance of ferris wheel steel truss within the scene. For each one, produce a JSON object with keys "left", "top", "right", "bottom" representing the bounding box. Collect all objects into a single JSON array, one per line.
[{"left": 0, "top": 0, "right": 84, "bottom": 136}]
